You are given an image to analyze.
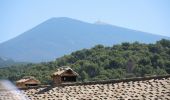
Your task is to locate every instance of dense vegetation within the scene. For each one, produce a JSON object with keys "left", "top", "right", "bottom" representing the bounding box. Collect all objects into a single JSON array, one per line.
[{"left": 0, "top": 39, "right": 170, "bottom": 84}]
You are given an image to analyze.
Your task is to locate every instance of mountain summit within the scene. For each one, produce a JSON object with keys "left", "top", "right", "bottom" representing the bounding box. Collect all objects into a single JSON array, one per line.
[{"left": 0, "top": 17, "right": 169, "bottom": 62}]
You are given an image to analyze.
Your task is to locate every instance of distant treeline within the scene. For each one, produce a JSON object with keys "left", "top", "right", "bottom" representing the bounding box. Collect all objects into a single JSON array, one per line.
[{"left": 0, "top": 39, "right": 170, "bottom": 84}]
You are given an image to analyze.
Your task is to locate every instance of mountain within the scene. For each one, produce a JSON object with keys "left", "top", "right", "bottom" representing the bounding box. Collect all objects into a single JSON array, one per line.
[{"left": 0, "top": 17, "right": 169, "bottom": 62}]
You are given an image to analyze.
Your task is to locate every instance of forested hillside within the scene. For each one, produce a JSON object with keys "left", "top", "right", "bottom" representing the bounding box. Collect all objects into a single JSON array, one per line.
[{"left": 0, "top": 39, "right": 170, "bottom": 84}]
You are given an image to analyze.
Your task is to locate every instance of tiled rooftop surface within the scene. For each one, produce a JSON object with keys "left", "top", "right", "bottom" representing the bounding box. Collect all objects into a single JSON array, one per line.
[
  {"left": 21, "top": 77, "right": 170, "bottom": 100},
  {"left": 0, "top": 76, "right": 170, "bottom": 100}
]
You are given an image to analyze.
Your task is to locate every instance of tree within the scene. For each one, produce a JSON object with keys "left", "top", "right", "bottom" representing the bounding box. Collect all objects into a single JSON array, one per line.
[{"left": 81, "top": 71, "right": 89, "bottom": 81}]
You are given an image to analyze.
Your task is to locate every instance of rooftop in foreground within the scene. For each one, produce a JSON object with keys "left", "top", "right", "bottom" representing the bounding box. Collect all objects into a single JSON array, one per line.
[
  {"left": 0, "top": 75, "right": 170, "bottom": 100},
  {"left": 23, "top": 75, "right": 170, "bottom": 100}
]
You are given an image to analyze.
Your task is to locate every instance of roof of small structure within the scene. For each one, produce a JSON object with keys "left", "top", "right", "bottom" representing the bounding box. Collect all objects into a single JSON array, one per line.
[
  {"left": 52, "top": 66, "right": 79, "bottom": 76},
  {"left": 16, "top": 76, "right": 40, "bottom": 84}
]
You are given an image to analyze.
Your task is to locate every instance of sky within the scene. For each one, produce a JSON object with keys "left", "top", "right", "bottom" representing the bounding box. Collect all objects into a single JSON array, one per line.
[{"left": 0, "top": 0, "right": 170, "bottom": 43}]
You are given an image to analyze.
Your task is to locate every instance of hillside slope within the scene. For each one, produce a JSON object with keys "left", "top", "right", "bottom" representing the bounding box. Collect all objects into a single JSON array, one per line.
[
  {"left": 0, "top": 39, "right": 170, "bottom": 84},
  {"left": 0, "top": 17, "right": 169, "bottom": 62},
  {"left": 0, "top": 57, "right": 16, "bottom": 68}
]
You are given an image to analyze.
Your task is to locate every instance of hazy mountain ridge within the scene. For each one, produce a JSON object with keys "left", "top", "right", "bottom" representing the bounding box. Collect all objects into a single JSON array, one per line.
[
  {"left": 0, "top": 57, "right": 15, "bottom": 67},
  {"left": 0, "top": 17, "right": 169, "bottom": 62}
]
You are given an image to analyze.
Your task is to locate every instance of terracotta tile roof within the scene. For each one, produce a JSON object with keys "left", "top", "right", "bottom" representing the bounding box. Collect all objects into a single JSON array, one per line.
[
  {"left": 16, "top": 79, "right": 30, "bottom": 83},
  {"left": 52, "top": 66, "right": 78, "bottom": 76},
  {"left": 16, "top": 76, "right": 40, "bottom": 84},
  {"left": 22, "top": 76, "right": 170, "bottom": 99}
]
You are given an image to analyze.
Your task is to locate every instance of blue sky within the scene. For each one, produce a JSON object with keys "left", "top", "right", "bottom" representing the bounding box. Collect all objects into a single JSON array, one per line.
[{"left": 0, "top": 0, "right": 170, "bottom": 43}]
